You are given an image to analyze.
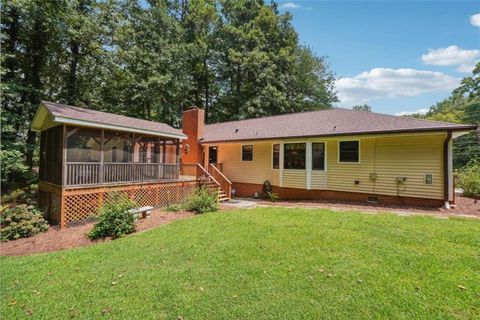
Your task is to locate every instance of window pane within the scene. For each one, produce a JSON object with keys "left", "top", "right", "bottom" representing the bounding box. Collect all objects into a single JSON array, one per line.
[
  {"left": 104, "top": 131, "right": 132, "bottom": 163},
  {"left": 284, "top": 143, "right": 306, "bottom": 169},
  {"left": 312, "top": 142, "right": 325, "bottom": 170},
  {"left": 272, "top": 144, "right": 280, "bottom": 169},
  {"left": 66, "top": 127, "right": 101, "bottom": 162},
  {"left": 242, "top": 145, "right": 253, "bottom": 161},
  {"left": 339, "top": 141, "right": 359, "bottom": 162}
]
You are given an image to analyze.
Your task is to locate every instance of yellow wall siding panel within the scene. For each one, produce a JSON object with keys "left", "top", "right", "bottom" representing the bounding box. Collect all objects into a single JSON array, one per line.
[
  {"left": 326, "top": 134, "right": 445, "bottom": 199},
  {"left": 283, "top": 170, "right": 306, "bottom": 189},
  {"left": 215, "top": 142, "right": 280, "bottom": 185},
  {"left": 311, "top": 171, "right": 327, "bottom": 189}
]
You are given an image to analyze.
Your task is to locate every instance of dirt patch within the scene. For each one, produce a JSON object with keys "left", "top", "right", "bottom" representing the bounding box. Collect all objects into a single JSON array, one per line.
[
  {"left": 0, "top": 210, "right": 194, "bottom": 257},
  {"left": 247, "top": 195, "right": 480, "bottom": 218}
]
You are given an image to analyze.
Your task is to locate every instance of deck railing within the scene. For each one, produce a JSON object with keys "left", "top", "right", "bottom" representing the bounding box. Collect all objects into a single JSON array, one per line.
[{"left": 65, "top": 162, "right": 180, "bottom": 186}]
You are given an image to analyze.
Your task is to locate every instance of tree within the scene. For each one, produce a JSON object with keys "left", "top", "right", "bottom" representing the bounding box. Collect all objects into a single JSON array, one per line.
[
  {"left": 352, "top": 104, "right": 372, "bottom": 112},
  {"left": 424, "top": 62, "right": 480, "bottom": 168}
]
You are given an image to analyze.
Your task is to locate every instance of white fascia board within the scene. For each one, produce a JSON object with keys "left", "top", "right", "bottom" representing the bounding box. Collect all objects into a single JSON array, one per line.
[{"left": 54, "top": 116, "right": 187, "bottom": 140}]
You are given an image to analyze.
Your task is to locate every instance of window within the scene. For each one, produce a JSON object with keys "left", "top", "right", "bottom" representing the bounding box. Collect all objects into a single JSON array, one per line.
[
  {"left": 312, "top": 142, "right": 325, "bottom": 170},
  {"left": 242, "top": 145, "right": 253, "bottom": 161},
  {"left": 339, "top": 141, "right": 359, "bottom": 162},
  {"left": 272, "top": 144, "right": 280, "bottom": 169},
  {"left": 284, "top": 143, "right": 306, "bottom": 169}
]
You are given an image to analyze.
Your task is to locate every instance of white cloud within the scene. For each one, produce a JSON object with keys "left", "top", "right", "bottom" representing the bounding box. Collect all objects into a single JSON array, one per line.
[
  {"left": 421, "top": 46, "right": 480, "bottom": 72},
  {"left": 470, "top": 13, "right": 480, "bottom": 27},
  {"left": 394, "top": 108, "right": 430, "bottom": 116},
  {"left": 280, "top": 2, "right": 301, "bottom": 9},
  {"left": 335, "top": 68, "right": 459, "bottom": 105}
]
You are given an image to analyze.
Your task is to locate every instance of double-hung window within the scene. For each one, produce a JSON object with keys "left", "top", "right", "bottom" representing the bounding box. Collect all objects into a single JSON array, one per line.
[
  {"left": 339, "top": 141, "right": 359, "bottom": 163},
  {"left": 242, "top": 145, "right": 253, "bottom": 161}
]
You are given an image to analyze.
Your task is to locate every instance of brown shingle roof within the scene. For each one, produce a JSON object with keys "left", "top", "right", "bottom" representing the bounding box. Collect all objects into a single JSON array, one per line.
[
  {"left": 38, "top": 101, "right": 186, "bottom": 139},
  {"left": 202, "top": 108, "right": 477, "bottom": 143}
]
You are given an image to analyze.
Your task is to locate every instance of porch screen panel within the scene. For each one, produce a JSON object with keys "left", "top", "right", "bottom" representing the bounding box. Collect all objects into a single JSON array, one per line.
[
  {"left": 104, "top": 131, "right": 132, "bottom": 163},
  {"left": 43, "top": 125, "right": 64, "bottom": 185},
  {"left": 66, "top": 127, "right": 101, "bottom": 162}
]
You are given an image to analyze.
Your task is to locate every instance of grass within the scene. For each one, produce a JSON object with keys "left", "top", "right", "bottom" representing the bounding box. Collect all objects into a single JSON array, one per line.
[{"left": 1, "top": 207, "right": 480, "bottom": 319}]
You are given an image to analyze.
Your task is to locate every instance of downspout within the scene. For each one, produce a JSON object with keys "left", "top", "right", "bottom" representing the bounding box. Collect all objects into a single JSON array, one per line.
[{"left": 443, "top": 131, "right": 452, "bottom": 209}]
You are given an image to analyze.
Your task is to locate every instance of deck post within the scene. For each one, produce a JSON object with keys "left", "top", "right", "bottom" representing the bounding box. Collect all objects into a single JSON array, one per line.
[
  {"left": 100, "top": 129, "right": 104, "bottom": 184},
  {"left": 62, "top": 124, "right": 67, "bottom": 187},
  {"left": 132, "top": 133, "right": 135, "bottom": 182},
  {"left": 60, "top": 189, "right": 66, "bottom": 229}
]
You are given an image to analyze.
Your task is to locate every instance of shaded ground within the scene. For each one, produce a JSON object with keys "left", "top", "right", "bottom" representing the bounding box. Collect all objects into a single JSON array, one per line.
[
  {"left": 232, "top": 195, "right": 480, "bottom": 218},
  {"left": 0, "top": 210, "right": 193, "bottom": 257}
]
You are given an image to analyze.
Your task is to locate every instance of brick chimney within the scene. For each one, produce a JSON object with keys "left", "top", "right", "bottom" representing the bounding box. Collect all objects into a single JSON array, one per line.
[{"left": 182, "top": 108, "right": 205, "bottom": 165}]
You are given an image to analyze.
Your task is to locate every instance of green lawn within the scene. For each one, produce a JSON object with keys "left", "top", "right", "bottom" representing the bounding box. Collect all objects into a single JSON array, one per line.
[{"left": 1, "top": 208, "right": 480, "bottom": 319}]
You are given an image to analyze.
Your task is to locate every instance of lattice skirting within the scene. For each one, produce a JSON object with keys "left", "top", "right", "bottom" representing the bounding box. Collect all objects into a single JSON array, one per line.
[{"left": 39, "top": 181, "right": 199, "bottom": 228}]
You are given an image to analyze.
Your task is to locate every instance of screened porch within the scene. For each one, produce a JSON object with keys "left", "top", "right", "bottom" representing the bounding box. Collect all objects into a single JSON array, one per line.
[{"left": 40, "top": 125, "right": 183, "bottom": 187}]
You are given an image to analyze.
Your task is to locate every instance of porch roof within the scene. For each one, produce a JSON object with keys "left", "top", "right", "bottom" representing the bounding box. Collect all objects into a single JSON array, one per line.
[{"left": 32, "top": 101, "right": 187, "bottom": 140}]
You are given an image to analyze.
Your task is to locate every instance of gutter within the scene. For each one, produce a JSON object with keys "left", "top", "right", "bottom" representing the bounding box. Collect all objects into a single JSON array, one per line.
[
  {"left": 199, "top": 126, "right": 477, "bottom": 144},
  {"left": 443, "top": 131, "right": 452, "bottom": 208}
]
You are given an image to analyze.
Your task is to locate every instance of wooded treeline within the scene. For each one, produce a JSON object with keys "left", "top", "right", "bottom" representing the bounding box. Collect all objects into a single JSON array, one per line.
[
  {"left": 1, "top": 0, "right": 337, "bottom": 187},
  {"left": 417, "top": 63, "right": 480, "bottom": 169}
]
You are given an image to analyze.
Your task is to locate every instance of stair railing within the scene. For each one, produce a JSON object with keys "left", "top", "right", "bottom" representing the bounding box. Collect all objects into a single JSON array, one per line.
[{"left": 208, "top": 164, "right": 232, "bottom": 199}]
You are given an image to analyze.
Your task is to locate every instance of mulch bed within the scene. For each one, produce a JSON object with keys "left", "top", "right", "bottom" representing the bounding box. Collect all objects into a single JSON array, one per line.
[
  {"left": 252, "top": 195, "right": 480, "bottom": 217},
  {"left": 0, "top": 210, "right": 194, "bottom": 257}
]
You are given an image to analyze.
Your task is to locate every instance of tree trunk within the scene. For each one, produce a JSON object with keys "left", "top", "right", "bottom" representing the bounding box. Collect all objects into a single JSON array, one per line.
[{"left": 67, "top": 40, "right": 80, "bottom": 104}]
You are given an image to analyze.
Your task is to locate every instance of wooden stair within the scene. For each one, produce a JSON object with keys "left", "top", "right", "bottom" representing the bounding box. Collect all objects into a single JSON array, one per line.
[{"left": 193, "top": 163, "right": 232, "bottom": 203}]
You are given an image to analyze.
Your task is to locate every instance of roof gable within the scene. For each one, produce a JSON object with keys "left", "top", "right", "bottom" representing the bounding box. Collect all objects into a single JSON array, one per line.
[{"left": 32, "top": 101, "right": 186, "bottom": 139}]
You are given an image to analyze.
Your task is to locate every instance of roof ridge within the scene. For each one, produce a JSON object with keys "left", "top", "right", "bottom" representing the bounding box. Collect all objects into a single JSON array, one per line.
[{"left": 205, "top": 108, "right": 336, "bottom": 127}]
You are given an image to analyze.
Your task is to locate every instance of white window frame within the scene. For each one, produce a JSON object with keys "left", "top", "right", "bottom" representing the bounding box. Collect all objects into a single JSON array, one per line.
[
  {"left": 240, "top": 144, "right": 254, "bottom": 162},
  {"left": 338, "top": 139, "right": 361, "bottom": 164}
]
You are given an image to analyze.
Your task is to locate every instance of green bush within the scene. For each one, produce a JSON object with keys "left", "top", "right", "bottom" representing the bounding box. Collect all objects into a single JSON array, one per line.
[
  {"left": 456, "top": 159, "right": 480, "bottom": 198},
  {"left": 2, "top": 184, "right": 38, "bottom": 206},
  {"left": 185, "top": 186, "right": 218, "bottom": 214},
  {"left": 0, "top": 205, "right": 49, "bottom": 241},
  {"left": 0, "top": 150, "right": 28, "bottom": 189},
  {"left": 266, "top": 191, "right": 279, "bottom": 202},
  {"left": 88, "top": 193, "right": 137, "bottom": 240}
]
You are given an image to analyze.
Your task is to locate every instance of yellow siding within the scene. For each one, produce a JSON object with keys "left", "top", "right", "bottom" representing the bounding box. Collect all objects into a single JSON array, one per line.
[
  {"left": 283, "top": 170, "right": 306, "bottom": 189},
  {"left": 325, "top": 134, "right": 445, "bottom": 199},
  {"left": 214, "top": 142, "right": 280, "bottom": 185},
  {"left": 210, "top": 132, "right": 446, "bottom": 200},
  {"left": 311, "top": 171, "right": 327, "bottom": 189}
]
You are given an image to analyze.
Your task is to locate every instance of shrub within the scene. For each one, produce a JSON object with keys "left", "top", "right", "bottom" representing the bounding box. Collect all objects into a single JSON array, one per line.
[
  {"left": 0, "top": 150, "right": 28, "bottom": 189},
  {"left": 0, "top": 205, "right": 49, "bottom": 241},
  {"left": 262, "top": 180, "right": 273, "bottom": 198},
  {"left": 185, "top": 186, "right": 218, "bottom": 214},
  {"left": 88, "top": 193, "right": 137, "bottom": 240},
  {"left": 266, "top": 191, "right": 279, "bottom": 202},
  {"left": 2, "top": 184, "right": 38, "bottom": 206},
  {"left": 456, "top": 159, "right": 480, "bottom": 198}
]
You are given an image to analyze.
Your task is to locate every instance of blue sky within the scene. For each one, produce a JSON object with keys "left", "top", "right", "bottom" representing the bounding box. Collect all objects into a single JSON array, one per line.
[{"left": 278, "top": 0, "right": 480, "bottom": 115}]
